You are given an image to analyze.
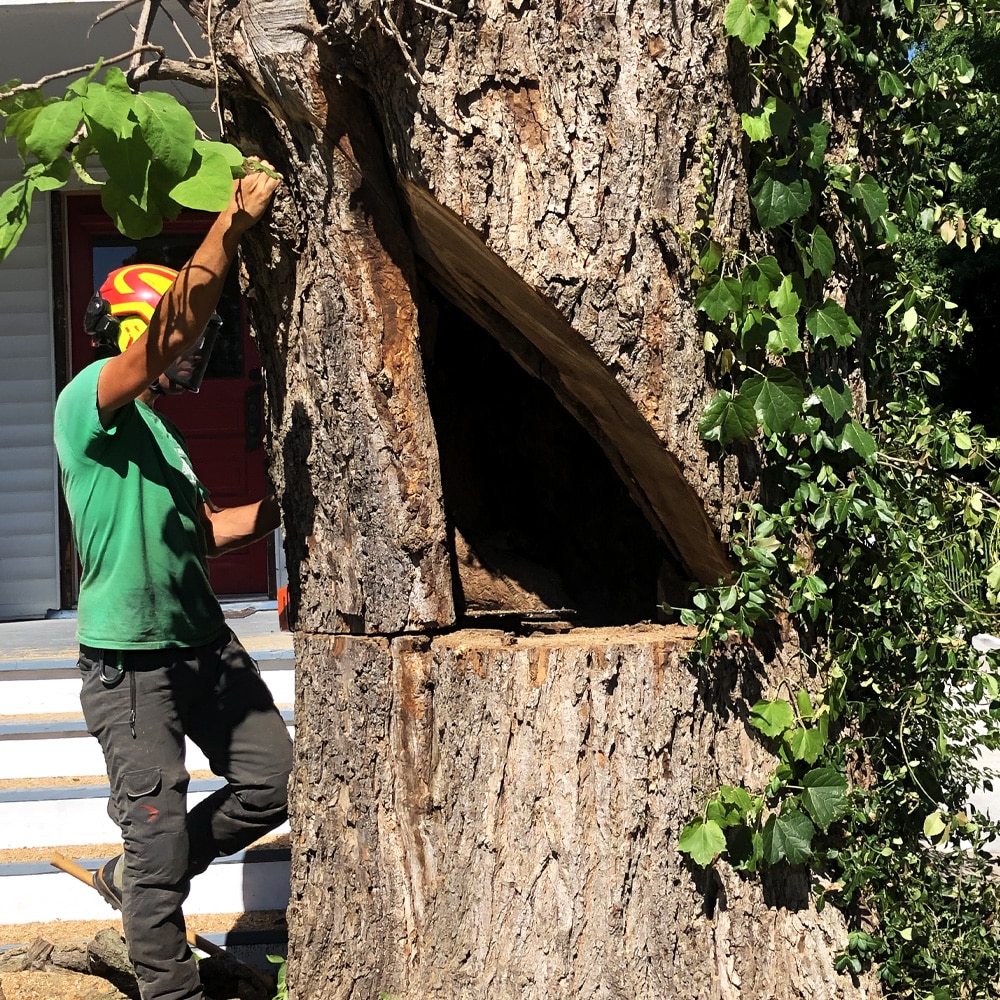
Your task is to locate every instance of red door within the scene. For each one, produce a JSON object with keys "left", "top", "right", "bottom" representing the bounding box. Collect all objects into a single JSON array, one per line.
[{"left": 64, "top": 195, "right": 271, "bottom": 597}]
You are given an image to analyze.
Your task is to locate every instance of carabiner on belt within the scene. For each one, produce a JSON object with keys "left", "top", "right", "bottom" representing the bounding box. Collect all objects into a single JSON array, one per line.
[{"left": 99, "top": 649, "right": 127, "bottom": 689}]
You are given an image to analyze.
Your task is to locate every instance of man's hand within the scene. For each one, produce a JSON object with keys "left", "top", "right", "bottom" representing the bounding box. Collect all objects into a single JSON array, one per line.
[{"left": 229, "top": 160, "right": 282, "bottom": 232}]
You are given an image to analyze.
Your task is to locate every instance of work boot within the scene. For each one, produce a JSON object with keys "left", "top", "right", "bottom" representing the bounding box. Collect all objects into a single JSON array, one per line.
[{"left": 93, "top": 854, "right": 124, "bottom": 910}]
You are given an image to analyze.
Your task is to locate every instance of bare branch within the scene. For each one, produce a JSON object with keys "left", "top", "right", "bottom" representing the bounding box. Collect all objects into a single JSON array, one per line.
[
  {"left": 129, "top": 0, "right": 162, "bottom": 75},
  {"left": 0, "top": 46, "right": 164, "bottom": 100},
  {"left": 414, "top": 0, "right": 457, "bottom": 17},
  {"left": 88, "top": 0, "right": 146, "bottom": 35},
  {"left": 129, "top": 57, "right": 220, "bottom": 90},
  {"left": 159, "top": 5, "right": 201, "bottom": 60},
  {"left": 206, "top": 0, "right": 224, "bottom": 137}
]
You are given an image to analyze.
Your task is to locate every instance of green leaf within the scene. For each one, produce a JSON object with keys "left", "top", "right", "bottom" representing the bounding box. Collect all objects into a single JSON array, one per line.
[
  {"left": 81, "top": 68, "right": 134, "bottom": 134},
  {"left": 813, "top": 378, "right": 853, "bottom": 421},
  {"left": 762, "top": 806, "right": 815, "bottom": 865},
  {"left": 796, "top": 688, "right": 813, "bottom": 721},
  {"left": 800, "top": 767, "right": 849, "bottom": 831},
  {"left": 923, "top": 811, "right": 948, "bottom": 839},
  {"left": 751, "top": 170, "right": 812, "bottom": 228},
  {"left": 950, "top": 53, "right": 974, "bottom": 85},
  {"left": 750, "top": 698, "right": 795, "bottom": 738},
  {"left": 742, "top": 256, "right": 783, "bottom": 305},
  {"left": 134, "top": 90, "right": 195, "bottom": 179},
  {"left": 206, "top": 141, "right": 246, "bottom": 171},
  {"left": 766, "top": 315, "right": 802, "bottom": 355},
  {"left": 788, "top": 726, "right": 826, "bottom": 764},
  {"left": 678, "top": 817, "right": 727, "bottom": 866},
  {"left": 100, "top": 179, "right": 163, "bottom": 240},
  {"left": 696, "top": 276, "right": 743, "bottom": 322},
  {"left": 699, "top": 390, "right": 758, "bottom": 444},
  {"left": 24, "top": 97, "right": 83, "bottom": 164},
  {"left": 169, "top": 146, "right": 235, "bottom": 212},
  {"left": 851, "top": 175, "right": 889, "bottom": 223},
  {"left": 740, "top": 368, "right": 805, "bottom": 433},
  {"left": 806, "top": 299, "right": 861, "bottom": 347},
  {"left": 0, "top": 178, "right": 34, "bottom": 264},
  {"left": 768, "top": 275, "right": 801, "bottom": 317},
  {"left": 724, "top": 0, "right": 773, "bottom": 47},
  {"left": 96, "top": 125, "right": 152, "bottom": 202},
  {"left": 878, "top": 70, "right": 905, "bottom": 98},
  {"left": 789, "top": 15, "right": 815, "bottom": 62},
  {"left": 24, "top": 157, "right": 71, "bottom": 192},
  {"left": 2, "top": 88, "right": 46, "bottom": 160},
  {"left": 801, "top": 120, "right": 830, "bottom": 171},
  {"left": 741, "top": 97, "right": 793, "bottom": 142},
  {"left": 699, "top": 240, "right": 725, "bottom": 274},
  {"left": 806, "top": 225, "right": 835, "bottom": 278},
  {"left": 839, "top": 420, "right": 877, "bottom": 461}
]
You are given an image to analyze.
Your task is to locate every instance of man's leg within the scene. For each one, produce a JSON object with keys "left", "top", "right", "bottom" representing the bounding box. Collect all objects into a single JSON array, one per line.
[
  {"left": 182, "top": 630, "right": 293, "bottom": 877},
  {"left": 79, "top": 648, "right": 203, "bottom": 1000}
]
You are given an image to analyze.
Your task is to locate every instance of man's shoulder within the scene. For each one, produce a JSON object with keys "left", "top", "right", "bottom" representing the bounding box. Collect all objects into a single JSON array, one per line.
[
  {"left": 56, "top": 359, "right": 109, "bottom": 411},
  {"left": 55, "top": 359, "right": 128, "bottom": 458}
]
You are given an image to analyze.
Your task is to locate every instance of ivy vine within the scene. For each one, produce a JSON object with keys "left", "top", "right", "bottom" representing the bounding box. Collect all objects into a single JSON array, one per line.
[{"left": 678, "top": 0, "right": 1000, "bottom": 995}]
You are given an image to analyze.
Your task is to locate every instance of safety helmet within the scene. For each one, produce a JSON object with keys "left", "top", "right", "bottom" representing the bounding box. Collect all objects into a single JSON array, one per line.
[
  {"left": 85, "top": 264, "right": 179, "bottom": 353},
  {"left": 84, "top": 263, "right": 221, "bottom": 393}
]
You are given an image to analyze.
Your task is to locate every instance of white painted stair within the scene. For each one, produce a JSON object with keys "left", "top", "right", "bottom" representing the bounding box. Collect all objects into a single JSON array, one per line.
[{"left": 0, "top": 614, "right": 294, "bottom": 962}]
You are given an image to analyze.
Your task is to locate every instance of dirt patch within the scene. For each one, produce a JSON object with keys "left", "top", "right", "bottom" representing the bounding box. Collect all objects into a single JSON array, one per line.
[{"left": 0, "top": 968, "right": 132, "bottom": 1000}]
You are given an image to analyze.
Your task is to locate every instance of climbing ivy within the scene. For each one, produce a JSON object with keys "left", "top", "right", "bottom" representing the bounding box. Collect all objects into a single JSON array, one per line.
[
  {"left": 678, "top": 0, "right": 1000, "bottom": 995},
  {"left": 0, "top": 62, "right": 271, "bottom": 264}
]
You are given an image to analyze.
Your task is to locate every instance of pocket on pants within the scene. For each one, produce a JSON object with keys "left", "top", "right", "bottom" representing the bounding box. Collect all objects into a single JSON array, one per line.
[{"left": 124, "top": 767, "right": 161, "bottom": 800}]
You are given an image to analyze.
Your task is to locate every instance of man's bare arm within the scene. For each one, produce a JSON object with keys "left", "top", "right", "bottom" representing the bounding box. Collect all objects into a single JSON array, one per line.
[
  {"left": 198, "top": 495, "right": 281, "bottom": 557},
  {"left": 96, "top": 167, "right": 281, "bottom": 425}
]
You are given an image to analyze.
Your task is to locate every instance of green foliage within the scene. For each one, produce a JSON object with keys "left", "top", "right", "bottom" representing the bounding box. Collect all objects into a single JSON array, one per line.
[
  {"left": 0, "top": 64, "right": 256, "bottom": 263},
  {"left": 267, "top": 955, "right": 287, "bottom": 1000},
  {"left": 678, "top": 1, "right": 1000, "bottom": 996}
]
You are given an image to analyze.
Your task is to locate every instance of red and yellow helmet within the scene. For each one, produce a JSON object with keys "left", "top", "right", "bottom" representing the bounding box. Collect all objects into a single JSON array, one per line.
[{"left": 85, "top": 264, "right": 178, "bottom": 353}]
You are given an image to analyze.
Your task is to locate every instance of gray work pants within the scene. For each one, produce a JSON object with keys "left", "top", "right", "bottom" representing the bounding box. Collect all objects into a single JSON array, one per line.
[{"left": 78, "top": 629, "right": 294, "bottom": 1000}]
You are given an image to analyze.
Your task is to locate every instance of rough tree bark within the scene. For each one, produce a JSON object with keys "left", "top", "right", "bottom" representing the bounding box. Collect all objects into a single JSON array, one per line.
[{"left": 177, "top": 0, "right": 881, "bottom": 996}]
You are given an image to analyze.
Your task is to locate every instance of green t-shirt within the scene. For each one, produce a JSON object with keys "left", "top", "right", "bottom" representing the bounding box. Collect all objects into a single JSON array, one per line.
[{"left": 54, "top": 359, "right": 226, "bottom": 649}]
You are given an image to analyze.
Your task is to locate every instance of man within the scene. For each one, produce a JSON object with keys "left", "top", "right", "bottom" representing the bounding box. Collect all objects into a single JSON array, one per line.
[{"left": 53, "top": 165, "right": 292, "bottom": 1000}]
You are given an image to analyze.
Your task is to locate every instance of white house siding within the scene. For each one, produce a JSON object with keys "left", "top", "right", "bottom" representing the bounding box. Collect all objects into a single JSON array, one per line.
[{"left": 0, "top": 146, "right": 60, "bottom": 620}]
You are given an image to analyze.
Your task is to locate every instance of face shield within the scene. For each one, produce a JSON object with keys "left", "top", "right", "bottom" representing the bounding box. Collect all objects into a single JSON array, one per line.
[{"left": 162, "top": 314, "right": 223, "bottom": 393}]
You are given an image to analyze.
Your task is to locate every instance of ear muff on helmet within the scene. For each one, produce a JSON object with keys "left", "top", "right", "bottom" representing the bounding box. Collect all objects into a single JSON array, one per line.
[{"left": 83, "top": 292, "right": 120, "bottom": 347}]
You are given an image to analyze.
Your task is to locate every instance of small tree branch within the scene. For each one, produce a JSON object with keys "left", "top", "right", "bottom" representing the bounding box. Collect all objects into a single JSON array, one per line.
[
  {"left": 159, "top": 4, "right": 200, "bottom": 60},
  {"left": 0, "top": 46, "right": 164, "bottom": 99},
  {"left": 128, "top": 0, "right": 162, "bottom": 75},
  {"left": 130, "top": 57, "right": 222, "bottom": 90},
  {"left": 89, "top": 0, "right": 146, "bottom": 34}
]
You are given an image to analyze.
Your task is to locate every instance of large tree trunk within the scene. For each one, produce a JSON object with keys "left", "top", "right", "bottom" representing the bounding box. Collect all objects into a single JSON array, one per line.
[{"left": 186, "top": 0, "right": 881, "bottom": 995}]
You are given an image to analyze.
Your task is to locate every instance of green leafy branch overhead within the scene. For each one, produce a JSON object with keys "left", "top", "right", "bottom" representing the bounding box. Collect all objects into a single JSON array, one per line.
[{"left": 0, "top": 61, "right": 258, "bottom": 264}]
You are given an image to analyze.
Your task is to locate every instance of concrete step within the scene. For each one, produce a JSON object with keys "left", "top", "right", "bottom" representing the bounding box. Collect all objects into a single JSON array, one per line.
[
  {"left": 0, "top": 776, "right": 292, "bottom": 850},
  {"left": 0, "top": 649, "right": 295, "bottom": 716},
  {"left": 0, "top": 713, "right": 295, "bottom": 781},
  {"left": 1, "top": 845, "right": 291, "bottom": 925}
]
